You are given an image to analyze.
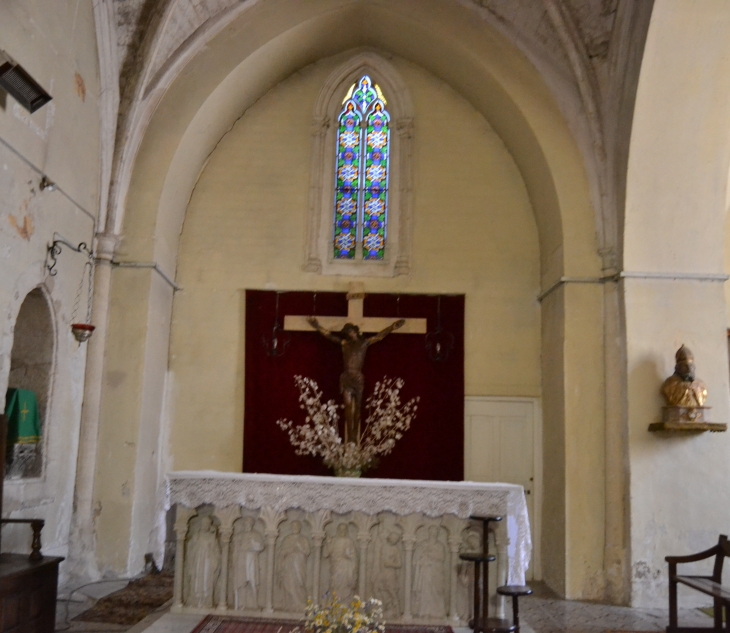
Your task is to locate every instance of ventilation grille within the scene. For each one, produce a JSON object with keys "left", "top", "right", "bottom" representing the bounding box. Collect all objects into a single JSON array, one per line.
[{"left": 0, "top": 59, "right": 52, "bottom": 114}]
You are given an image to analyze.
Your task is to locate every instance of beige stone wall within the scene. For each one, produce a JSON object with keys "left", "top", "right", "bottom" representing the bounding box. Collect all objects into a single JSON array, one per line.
[
  {"left": 167, "top": 56, "right": 541, "bottom": 472},
  {"left": 625, "top": 0, "right": 730, "bottom": 608},
  {"left": 0, "top": 1, "right": 101, "bottom": 578}
]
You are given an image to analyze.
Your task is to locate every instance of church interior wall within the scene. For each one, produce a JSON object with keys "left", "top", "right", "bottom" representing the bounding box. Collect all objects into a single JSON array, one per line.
[
  {"left": 537, "top": 281, "right": 608, "bottom": 602},
  {"left": 94, "top": 268, "right": 155, "bottom": 573},
  {"left": 92, "top": 267, "right": 175, "bottom": 576},
  {"left": 623, "top": 0, "right": 730, "bottom": 608},
  {"left": 11, "top": 0, "right": 730, "bottom": 612},
  {"left": 540, "top": 286, "right": 567, "bottom": 596},
  {"left": 563, "top": 283, "right": 606, "bottom": 598},
  {"left": 167, "top": 55, "right": 541, "bottom": 472},
  {"left": 89, "top": 0, "right": 608, "bottom": 593},
  {"left": 725, "top": 213, "right": 730, "bottom": 329},
  {"left": 0, "top": 0, "right": 101, "bottom": 584}
]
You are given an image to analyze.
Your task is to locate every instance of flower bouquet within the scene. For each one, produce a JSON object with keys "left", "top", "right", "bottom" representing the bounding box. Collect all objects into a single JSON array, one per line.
[
  {"left": 277, "top": 375, "right": 419, "bottom": 476},
  {"left": 300, "top": 595, "right": 385, "bottom": 633}
]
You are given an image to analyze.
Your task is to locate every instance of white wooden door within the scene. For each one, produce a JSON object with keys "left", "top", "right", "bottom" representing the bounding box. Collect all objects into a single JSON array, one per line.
[{"left": 464, "top": 397, "right": 542, "bottom": 580}]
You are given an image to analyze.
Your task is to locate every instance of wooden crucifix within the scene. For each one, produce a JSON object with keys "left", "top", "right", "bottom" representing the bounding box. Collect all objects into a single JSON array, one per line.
[{"left": 283, "top": 283, "right": 427, "bottom": 445}]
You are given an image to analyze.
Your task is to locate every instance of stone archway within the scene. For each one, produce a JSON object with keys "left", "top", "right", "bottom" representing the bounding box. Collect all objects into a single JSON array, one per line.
[{"left": 82, "top": 1, "right": 612, "bottom": 601}]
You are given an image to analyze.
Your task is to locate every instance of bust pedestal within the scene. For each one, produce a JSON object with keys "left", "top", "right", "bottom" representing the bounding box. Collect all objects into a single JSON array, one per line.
[{"left": 649, "top": 406, "right": 727, "bottom": 432}]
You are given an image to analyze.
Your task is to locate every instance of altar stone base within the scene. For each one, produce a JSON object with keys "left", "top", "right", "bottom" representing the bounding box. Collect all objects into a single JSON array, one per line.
[{"left": 166, "top": 472, "right": 532, "bottom": 626}]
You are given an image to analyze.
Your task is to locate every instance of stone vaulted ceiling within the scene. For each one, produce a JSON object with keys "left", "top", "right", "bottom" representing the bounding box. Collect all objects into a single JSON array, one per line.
[
  {"left": 112, "top": 0, "right": 620, "bottom": 101},
  {"left": 102, "top": 0, "right": 652, "bottom": 272}
]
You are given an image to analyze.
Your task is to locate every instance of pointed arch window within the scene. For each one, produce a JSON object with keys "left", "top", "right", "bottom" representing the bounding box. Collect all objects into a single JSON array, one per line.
[
  {"left": 305, "top": 53, "right": 413, "bottom": 277},
  {"left": 334, "top": 75, "right": 390, "bottom": 261}
]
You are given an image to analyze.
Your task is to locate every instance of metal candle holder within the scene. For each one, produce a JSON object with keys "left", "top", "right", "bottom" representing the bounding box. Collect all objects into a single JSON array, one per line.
[{"left": 47, "top": 234, "right": 95, "bottom": 342}]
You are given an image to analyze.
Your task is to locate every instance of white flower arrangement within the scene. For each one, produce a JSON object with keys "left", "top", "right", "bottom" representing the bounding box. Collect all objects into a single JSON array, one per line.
[
  {"left": 277, "top": 376, "right": 419, "bottom": 475},
  {"left": 298, "top": 595, "right": 385, "bottom": 633}
]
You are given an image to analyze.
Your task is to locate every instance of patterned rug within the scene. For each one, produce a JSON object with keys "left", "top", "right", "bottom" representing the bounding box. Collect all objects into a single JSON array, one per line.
[
  {"left": 191, "top": 616, "right": 453, "bottom": 633},
  {"left": 74, "top": 571, "right": 174, "bottom": 625}
]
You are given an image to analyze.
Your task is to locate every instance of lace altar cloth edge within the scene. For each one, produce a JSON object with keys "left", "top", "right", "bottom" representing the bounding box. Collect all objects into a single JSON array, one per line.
[{"left": 166, "top": 471, "right": 532, "bottom": 585}]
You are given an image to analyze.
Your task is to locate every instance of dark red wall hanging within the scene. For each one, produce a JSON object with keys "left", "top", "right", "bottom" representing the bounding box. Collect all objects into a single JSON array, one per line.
[{"left": 243, "top": 290, "right": 464, "bottom": 481}]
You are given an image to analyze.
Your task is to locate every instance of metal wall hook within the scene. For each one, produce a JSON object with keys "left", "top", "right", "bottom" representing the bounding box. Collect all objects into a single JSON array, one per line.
[{"left": 425, "top": 296, "right": 454, "bottom": 362}]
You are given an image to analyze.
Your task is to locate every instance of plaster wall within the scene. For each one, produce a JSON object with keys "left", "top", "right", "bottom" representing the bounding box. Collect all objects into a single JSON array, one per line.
[
  {"left": 93, "top": 268, "right": 174, "bottom": 575},
  {"left": 167, "top": 55, "right": 541, "bottom": 472},
  {"left": 0, "top": 0, "right": 101, "bottom": 582},
  {"left": 563, "top": 283, "right": 606, "bottom": 598},
  {"left": 624, "top": 0, "right": 730, "bottom": 607},
  {"left": 625, "top": 280, "right": 730, "bottom": 607},
  {"left": 94, "top": 269, "right": 150, "bottom": 572},
  {"left": 540, "top": 287, "right": 567, "bottom": 595},
  {"left": 539, "top": 282, "right": 607, "bottom": 600}
]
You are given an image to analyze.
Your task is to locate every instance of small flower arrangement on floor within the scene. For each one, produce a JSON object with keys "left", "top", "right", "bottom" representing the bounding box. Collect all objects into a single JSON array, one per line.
[{"left": 301, "top": 595, "right": 385, "bottom": 633}]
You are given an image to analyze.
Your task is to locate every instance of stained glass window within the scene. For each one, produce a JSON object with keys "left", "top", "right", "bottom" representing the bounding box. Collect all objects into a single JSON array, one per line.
[{"left": 333, "top": 76, "right": 390, "bottom": 260}]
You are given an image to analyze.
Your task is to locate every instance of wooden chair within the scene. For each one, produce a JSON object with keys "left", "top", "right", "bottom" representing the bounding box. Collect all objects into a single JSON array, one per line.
[{"left": 666, "top": 534, "right": 730, "bottom": 633}]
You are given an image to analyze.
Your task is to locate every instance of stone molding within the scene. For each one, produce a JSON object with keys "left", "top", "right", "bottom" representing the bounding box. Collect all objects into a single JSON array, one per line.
[{"left": 303, "top": 50, "right": 414, "bottom": 277}]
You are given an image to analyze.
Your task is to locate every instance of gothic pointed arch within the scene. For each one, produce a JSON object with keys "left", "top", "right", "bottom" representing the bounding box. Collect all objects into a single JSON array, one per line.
[{"left": 304, "top": 51, "right": 414, "bottom": 277}]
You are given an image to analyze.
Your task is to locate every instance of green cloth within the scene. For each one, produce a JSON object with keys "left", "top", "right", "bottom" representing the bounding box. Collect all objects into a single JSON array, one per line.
[{"left": 4, "top": 389, "right": 40, "bottom": 445}]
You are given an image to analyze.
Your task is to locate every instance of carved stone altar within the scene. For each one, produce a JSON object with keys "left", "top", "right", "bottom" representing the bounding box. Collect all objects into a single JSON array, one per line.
[{"left": 167, "top": 472, "right": 531, "bottom": 624}]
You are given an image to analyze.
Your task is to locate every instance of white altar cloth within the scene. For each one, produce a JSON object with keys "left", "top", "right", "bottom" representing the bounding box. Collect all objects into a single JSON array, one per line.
[{"left": 167, "top": 471, "right": 532, "bottom": 586}]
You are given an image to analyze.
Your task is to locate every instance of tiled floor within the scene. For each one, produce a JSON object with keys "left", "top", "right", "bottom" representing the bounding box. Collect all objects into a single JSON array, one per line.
[
  {"left": 57, "top": 582, "right": 717, "bottom": 633},
  {"left": 520, "top": 584, "right": 712, "bottom": 633}
]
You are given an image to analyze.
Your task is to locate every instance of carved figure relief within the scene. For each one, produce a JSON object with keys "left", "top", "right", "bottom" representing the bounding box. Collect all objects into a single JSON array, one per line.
[
  {"left": 457, "top": 529, "right": 481, "bottom": 621},
  {"left": 277, "top": 520, "right": 311, "bottom": 611},
  {"left": 185, "top": 515, "right": 221, "bottom": 608},
  {"left": 173, "top": 496, "right": 522, "bottom": 624},
  {"left": 371, "top": 528, "right": 403, "bottom": 616},
  {"left": 412, "top": 525, "right": 447, "bottom": 618},
  {"left": 231, "top": 516, "right": 265, "bottom": 610},
  {"left": 324, "top": 523, "right": 358, "bottom": 601}
]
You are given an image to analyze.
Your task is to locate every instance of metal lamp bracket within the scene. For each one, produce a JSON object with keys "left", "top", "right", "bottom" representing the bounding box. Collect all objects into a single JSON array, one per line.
[{"left": 47, "top": 234, "right": 93, "bottom": 275}]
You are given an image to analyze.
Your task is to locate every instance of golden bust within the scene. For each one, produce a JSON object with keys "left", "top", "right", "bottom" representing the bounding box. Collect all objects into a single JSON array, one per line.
[{"left": 661, "top": 345, "right": 708, "bottom": 407}]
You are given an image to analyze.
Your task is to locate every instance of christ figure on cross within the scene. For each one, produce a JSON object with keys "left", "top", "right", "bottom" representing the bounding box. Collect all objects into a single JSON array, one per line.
[{"left": 306, "top": 316, "right": 405, "bottom": 446}]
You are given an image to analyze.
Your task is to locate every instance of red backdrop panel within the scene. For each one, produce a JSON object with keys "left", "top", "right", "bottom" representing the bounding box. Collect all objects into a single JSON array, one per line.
[{"left": 243, "top": 290, "right": 464, "bottom": 481}]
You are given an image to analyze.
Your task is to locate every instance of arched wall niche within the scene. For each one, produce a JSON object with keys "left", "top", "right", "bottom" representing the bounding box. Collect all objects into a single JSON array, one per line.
[
  {"left": 304, "top": 50, "right": 415, "bottom": 277},
  {"left": 6, "top": 287, "right": 56, "bottom": 480}
]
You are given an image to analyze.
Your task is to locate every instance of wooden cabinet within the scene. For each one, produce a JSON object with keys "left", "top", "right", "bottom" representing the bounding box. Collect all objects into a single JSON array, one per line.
[
  {"left": 0, "top": 417, "right": 64, "bottom": 632},
  {"left": 0, "top": 554, "right": 62, "bottom": 633}
]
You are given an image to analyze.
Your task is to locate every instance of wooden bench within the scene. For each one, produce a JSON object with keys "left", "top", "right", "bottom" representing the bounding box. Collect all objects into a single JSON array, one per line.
[{"left": 666, "top": 534, "right": 730, "bottom": 633}]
